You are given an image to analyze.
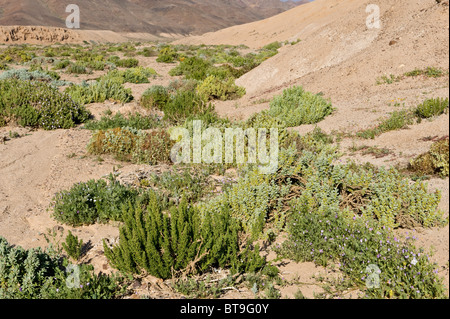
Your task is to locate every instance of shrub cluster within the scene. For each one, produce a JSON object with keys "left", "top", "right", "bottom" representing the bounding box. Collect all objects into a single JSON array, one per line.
[
  {"left": 0, "top": 79, "right": 90, "bottom": 129},
  {"left": 414, "top": 97, "right": 449, "bottom": 119},
  {"left": 65, "top": 78, "right": 133, "bottom": 105},
  {"left": 87, "top": 127, "right": 174, "bottom": 164},
  {"left": 197, "top": 75, "right": 245, "bottom": 101},
  {"left": 103, "top": 193, "right": 265, "bottom": 279},
  {"left": 101, "top": 67, "right": 157, "bottom": 84},
  {"left": 275, "top": 208, "right": 446, "bottom": 299},
  {"left": 51, "top": 174, "right": 142, "bottom": 226},
  {"left": 268, "top": 86, "right": 333, "bottom": 127},
  {"left": 0, "top": 236, "right": 124, "bottom": 299}
]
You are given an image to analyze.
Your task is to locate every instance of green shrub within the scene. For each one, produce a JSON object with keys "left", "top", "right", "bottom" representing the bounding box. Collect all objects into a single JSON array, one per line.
[
  {"left": 196, "top": 75, "right": 246, "bottom": 101},
  {"left": 87, "top": 127, "right": 174, "bottom": 165},
  {"left": 83, "top": 112, "right": 161, "bottom": 130},
  {"left": 102, "top": 67, "right": 157, "bottom": 84},
  {"left": 62, "top": 231, "right": 84, "bottom": 261},
  {"left": 409, "top": 138, "right": 449, "bottom": 178},
  {"left": 51, "top": 174, "right": 141, "bottom": 226},
  {"left": 405, "top": 67, "right": 446, "bottom": 78},
  {"left": 86, "top": 60, "right": 106, "bottom": 71},
  {"left": 275, "top": 207, "right": 446, "bottom": 299},
  {"left": 140, "top": 85, "right": 170, "bottom": 109},
  {"left": 53, "top": 59, "right": 71, "bottom": 70},
  {"left": 0, "top": 79, "right": 90, "bottom": 129},
  {"left": 168, "top": 56, "right": 212, "bottom": 81},
  {"left": 268, "top": 86, "right": 333, "bottom": 127},
  {"left": 65, "top": 78, "right": 133, "bottom": 105},
  {"left": 131, "top": 129, "right": 174, "bottom": 165},
  {"left": 115, "top": 58, "right": 139, "bottom": 68},
  {"left": 414, "top": 97, "right": 449, "bottom": 119},
  {"left": 162, "top": 90, "right": 214, "bottom": 124},
  {"left": 156, "top": 46, "right": 178, "bottom": 63},
  {"left": 147, "top": 168, "right": 214, "bottom": 203},
  {"left": 167, "top": 78, "right": 199, "bottom": 94},
  {"left": 103, "top": 193, "right": 265, "bottom": 279},
  {"left": 67, "top": 63, "right": 89, "bottom": 74},
  {"left": 0, "top": 236, "right": 124, "bottom": 299},
  {"left": 356, "top": 110, "right": 415, "bottom": 139}
]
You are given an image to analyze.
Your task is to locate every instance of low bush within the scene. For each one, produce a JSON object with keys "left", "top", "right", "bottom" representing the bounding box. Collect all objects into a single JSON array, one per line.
[
  {"left": 409, "top": 137, "right": 449, "bottom": 178},
  {"left": 53, "top": 59, "right": 71, "bottom": 70},
  {"left": 268, "top": 86, "right": 333, "bottom": 127},
  {"left": 356, "top": 110, "right": 415, "bottom": 139},
  {"left": 275, "top": 207, "right": 446, "bottom": 299},
  {"left": 51, "top": 174, "right": 142, "bottom": 226},
  {"left": 140, "top": 85, "right": 170, "bottom": 109},
  {"left": 0, "top": 79, "right": 90, "bottom": 129},
  {"left": 67, "top": 63, "right": 89, "bottom": 74},
  {"left": 168, "top": 56, "right": 212, "bottom": 81},
  {"left": 147, "top": 168, "right": 214, "bottom": 203},
  {"left": 156, "top": 46, "right": 178, "bottom": 63},
  {"left": 102, "top": 67, "right": 157, "bottom": 84},
  {"left": 87, "top": 127, "right": 174, "bottom": 164},
  {"left": 115, "top": 58, "right": 139, "bottom": 68},
  {"left": 0, "top": 236, "right": 124, "bottom": 299},
  {"left": 62, "top": 230, "right": 84, "bottom": 261},
  {"left": 65, "top": 78, "right": 133, "bottom": 105},
  {"left": 196, "top": 75, "right": 246, "bottom": 101},
  {"left": 103, "top": 193, "right": 266, "bottom": 279},
  {"left": 162, "top": 90, "right": 214, "bottom": 124},
  {"left": 414, "top": 97, "right": 449, "bottom": 119}
]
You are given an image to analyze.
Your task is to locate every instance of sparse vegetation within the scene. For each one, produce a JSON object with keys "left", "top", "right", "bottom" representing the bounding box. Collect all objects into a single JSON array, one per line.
[
  {"left": 409, "top": 137, "right": 449, "bottom": 178},
  {"left": 414, "top": 97, "right": 449, "bottom": 119},
  {"left": 268, "top": 86, "right": 333, "bottom": 127}
]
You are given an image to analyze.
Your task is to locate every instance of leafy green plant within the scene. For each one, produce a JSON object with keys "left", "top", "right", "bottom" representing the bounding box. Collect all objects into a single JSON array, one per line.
[
  {"left": 169, "top": 56, "right": 212, "bottom": 81},
  {"left": 405, "top": 67, "right": 446, "bottom": 78},
  {"left": 414, "top": 97, "right": 449, "bottom": 119},
  {"left": 147, "top": 168, "right": 214, "bottom": 203},
  {"left": 162, "top": 90, "right": 214, "bottom": 124},
  {"left": 102, "top": 67, "right": 157, "bottom": 84},
  {"left": 156, "top": 46, "right": 178, "bottom": 63},
  {"left": 376, "top": 74, "right": 402, "bottom": 85},
  {"left": 62, "top": 231, "right": 84, "bottom": 261},
  {"left": 356, "top": 110, "right": 415, "bottom": 139},
  {"left": 0, "top": 236, "right": 124, "bottom": 299},
  {"left": 87, "top": 127, "right": 174, "bottom": 164},
  {"left": 115, "top": 58, "right": 139, "bottom": 68},
  {"left": 103, "top": 193, "right": 265, "bottom": 279},
  {"left": 268, "top": 86, "right": 333, "bottom": 127},
  {"left": 67, "top": 63, "right": 89, "bottom": 74},
  {"left": 65, "top": 78, "right": 133, "bottom": 105},
  {"left": 275, "top": 207, "right": 446, "bottom": 299},
  {"left": 51, "top": 174, "right": 141, "bottom": 226},
  {"left": 140, "top": 85, "right": 170, "bottom": 109},
  {"left": 0, "top": 79, "right": 91, "bottom": 129},
  {"left": 196, "top": 75, "right": 246, "bottom": 101}
]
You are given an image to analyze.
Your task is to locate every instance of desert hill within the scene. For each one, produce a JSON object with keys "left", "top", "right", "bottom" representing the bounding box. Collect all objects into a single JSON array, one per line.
[
  {"left": 0, "top": 0, "right": 308, "bottom": 36},
  {"left": 176, "top": 0, "right": 449, "bottom": 99}
]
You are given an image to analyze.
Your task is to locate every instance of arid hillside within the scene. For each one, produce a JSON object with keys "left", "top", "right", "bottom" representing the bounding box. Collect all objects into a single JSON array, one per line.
[
  {"left": 0, "top": 0, "right": 448, "bottom": 300},
  {"left": 0, "top": 0, "right": 307, "bottom": 36}
]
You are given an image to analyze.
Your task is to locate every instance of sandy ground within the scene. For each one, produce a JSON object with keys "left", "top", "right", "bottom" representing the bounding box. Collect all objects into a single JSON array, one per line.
[{"left": 0, "top": 0, "right": 448, "bottom": 299}]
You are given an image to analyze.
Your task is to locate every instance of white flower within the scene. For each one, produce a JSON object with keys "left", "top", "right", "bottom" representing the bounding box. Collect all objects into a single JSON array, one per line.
[{"left": 411, "top": 257, "right": 418, "bottom": 266}]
